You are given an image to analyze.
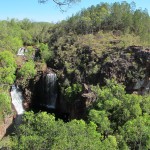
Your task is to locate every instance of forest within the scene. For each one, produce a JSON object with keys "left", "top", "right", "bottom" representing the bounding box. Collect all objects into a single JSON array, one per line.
[{"left": 0, "top": 1, "right": 150, "bottom": 150}]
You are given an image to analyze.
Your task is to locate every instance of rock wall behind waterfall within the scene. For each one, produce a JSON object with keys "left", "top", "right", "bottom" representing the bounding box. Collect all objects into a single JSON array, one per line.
[
  {"left": 14, "top": 46, "right": 150, "bottom": 120},
  {"left": 43, "top": 72, "right": 57, "bottom": 109},
  {"left": 29, "top": 69, "right": 58, "bottom": 111}
]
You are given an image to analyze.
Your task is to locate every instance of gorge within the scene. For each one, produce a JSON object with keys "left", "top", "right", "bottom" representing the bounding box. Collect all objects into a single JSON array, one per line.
[
  {"left": 0, "top": 1, "right": 150, "bottom": 149},
  {"left": 12, "top": 46, "right": 150, "bottom": 123}
]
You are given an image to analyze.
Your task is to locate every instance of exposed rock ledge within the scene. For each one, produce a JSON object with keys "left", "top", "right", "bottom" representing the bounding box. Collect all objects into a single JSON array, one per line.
[{"left": 0, "top": 115, "right": 13, "bottom": 140}]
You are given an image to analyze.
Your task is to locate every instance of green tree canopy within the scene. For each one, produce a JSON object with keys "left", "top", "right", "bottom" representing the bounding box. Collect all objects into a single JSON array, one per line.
[
  {"left": 38, "top": 43, "right": 53, "bottom": 62},
  {"left": 88, "top": 80, "right": 150, "bottom": 149},
  {"left": 18, "top": 60, "right": 37, "bottom": 80},
  {"left": 11, "top": 111, "right": 106, "bottom": 150},
  {"left": 0, "top": 92, "right": 12, "bottom": 122},
  {"left": 0, "top": 50, "right": 17, "bottom": 85}
]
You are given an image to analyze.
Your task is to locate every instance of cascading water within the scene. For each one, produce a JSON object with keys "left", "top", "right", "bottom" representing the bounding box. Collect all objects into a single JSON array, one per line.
[
  {"left": 10, "top": 85, "right": 24, "bottom": 125},
  {"left": 133, "top": 78, "right": 150, "bottom": 94},
  {"left": 10, "top": 85, "right": 24, "bottom": 115},
  {"left": 17, "top": 47, "right": 25, "bottom": 56},
  {"left": 43, "top": 72, "right": 57, "bottom": 109}
]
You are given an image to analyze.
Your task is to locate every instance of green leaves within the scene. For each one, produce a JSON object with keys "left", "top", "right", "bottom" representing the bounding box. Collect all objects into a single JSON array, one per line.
[
  {"left": 89, "top": 109, "right": 111, "bottom": 134},
  {"left": 0, "top": 51, "right": 17, "bottom": 85},
  {"left": 121, "top": 114, "right": 150, "bottom": 150},
  {"left": 12, "top": 111, "right": 103, "bottom": 150},
  {"left": 89, "top": 80, "right": 150, "bottom": 149},
  {"left": 38, "top": 43, "right": 53, "bottom": 62},
  {"left": 64, "top": 83, "right": 82, "bottom": 102},
  {"left": 18, "top": 60, "right": 36, "bottom": 80},
  {"left": 0, "top": 92, "right": 12, "bottom": 122}
]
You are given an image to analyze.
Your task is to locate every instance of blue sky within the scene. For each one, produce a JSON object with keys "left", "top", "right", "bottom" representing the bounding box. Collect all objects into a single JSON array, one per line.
[{"left": 0, "top": 0, "right": 150, "bottom": 23}]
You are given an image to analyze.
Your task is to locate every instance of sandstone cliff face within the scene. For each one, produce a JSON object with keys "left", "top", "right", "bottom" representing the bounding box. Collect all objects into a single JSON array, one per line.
[
  {"left": 99, "top": 46, "right": 150, "bottom": 93},
  {"left": 57, "top": 46, "right": 150, "bottom": 119},
  {"left": 15, "top": 46, "right": 150, "bottom": 120},
  {"left": 0, "top": 115, "right": 13, "bottom": 140}
]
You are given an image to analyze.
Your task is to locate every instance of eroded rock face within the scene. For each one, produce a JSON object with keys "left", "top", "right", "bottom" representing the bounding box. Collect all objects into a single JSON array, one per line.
[
  {"left": 132, "top": 77, "right": 150, "bottom": 94},
  {"left": 56, "top": 46, "right": 150, "bottom": 119},
  {"left": 20, "top": 68, "right": 59, "bottom": 112},
  {"left": 82, "top": 83, "right": 96, "bottom": 107},
  {"left": 16, "top": 46, "right": 150, "bottom": 120},
  {"left": 100, "top": 46, "right": 150, "bottom": 93},
  {"left": 0, "top": 115, "right": 13, "bottom": 140}
]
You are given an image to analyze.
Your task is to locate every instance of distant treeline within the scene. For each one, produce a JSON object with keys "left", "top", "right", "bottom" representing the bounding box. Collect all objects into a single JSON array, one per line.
[
  {"left": 52, "top": 2, "right": 150, "bottom": 44},
  {"left": 0, "top": 18, "right": 53, "bottom": 53}
]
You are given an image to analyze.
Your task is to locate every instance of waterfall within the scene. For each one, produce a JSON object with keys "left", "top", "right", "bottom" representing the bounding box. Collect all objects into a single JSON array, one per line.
[
  {"left": 133, "top": 78, "right": 150, "bottom": 94},
  {"left": 10, "top": 85, "right": 24, "bottom": 115},
  {"left": 141, "top": 79, "right": 150, "bottom": 94},
  {"left": 17, "top": 48, "right": 25, "bottom": 56},
  {"left": 44, "top": 72, "right": 57, "bottom": 109},
  {"left": 134, "top": 80, "right": 145, "bottom": 90}
]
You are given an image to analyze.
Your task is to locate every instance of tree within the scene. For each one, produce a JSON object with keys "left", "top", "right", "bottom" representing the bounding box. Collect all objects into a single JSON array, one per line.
[
  {"left": 64, "top": 83, "right": 82, "bottom": 102},
  {"left": 0, "top": 20, "right": 23, "bottom": 53},
  {"left": 38, "top": 0, "right": 81, "bottom": 6},
  {"left": 38, "top": 43, "right": 53, "bottom": 62},
  {"left": 11, "top": 111, "right": 103, "bottom": 150},
  {"left": 88, "top": 80, "right": 150, "bottom": 149},
  {"left": 0, "top": 51, "right": 17, "bottom": 85},
  {"left": 88, "top": 109, "right": 111, "bottom": 135},
  {"left": 120, "top": 114, "right": 150, "bottom": 150},
  {"left": 0, "top": 92, "right": 12, "bottom": 122},
  {"left": 18, "top": 60, "right": 37, "bottom": 80}
]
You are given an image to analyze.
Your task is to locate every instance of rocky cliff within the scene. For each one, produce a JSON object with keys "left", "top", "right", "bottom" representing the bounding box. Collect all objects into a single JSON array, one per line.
[{"left": 14, "top": 46, "right": 150, "bottom": 120}]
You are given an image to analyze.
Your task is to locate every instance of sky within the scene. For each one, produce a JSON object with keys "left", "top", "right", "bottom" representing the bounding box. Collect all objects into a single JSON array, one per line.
[{"left": 0, "top": 0, "right": 150, "bottom": 23}]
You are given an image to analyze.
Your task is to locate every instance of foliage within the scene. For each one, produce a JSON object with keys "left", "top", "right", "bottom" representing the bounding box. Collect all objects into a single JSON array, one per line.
[
  {"left": 18, "top": 60, "right": 37, "bottom": 80},
  {"left": 89, "top": 80, "right": 150, "bottom": 149},
  {"left": 0, "top": 136, "right": 12, "bottom": 149},
  {"left": 0, "top": 19, "right": 53, "bottom": 51},
  {"left": 38, "top": 43, "right": 53, "bottom": 62},
  {"left": 0, "top": 43, "right": 17, "bottom": 126},
  {"left": 0, "top": 50, "right": 17, "bottom": 85},
  {"left": 11, "top": 111, "right": 105, "bottom": 150},
  {"left": 0, "top": 92, "right": 12, "bottom": 122},
  {"left": 64, "top": 83, "right": 82, "bottom": 102},
  {"left": 9, "top": 80, "right": 150, "bottom": 150},
  {"left": 38, "top": 0, "right": 81, "bottom": 6},
  {"left": 0, "top": 2, "right": 149, "bottom": 150},
  {"left": 120, "top": 114, "right": 150, "bottom": 150},
  {"left": 50, "top": 2, "right": 150, "bottom": 45},
  {"left": 0, "top": 19, "right": 23, "bottom": 53}
]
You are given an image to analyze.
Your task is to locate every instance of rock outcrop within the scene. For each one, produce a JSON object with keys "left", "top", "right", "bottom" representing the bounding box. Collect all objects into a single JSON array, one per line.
[
  {"left": 14, "top": 46, "right": 150, "bottom": 120},
  {"left": 100, "top": 46, "right": 150, "bottom": 93},
  {"left": 0, "top": 115, "right": 13, "bottom": 140}
]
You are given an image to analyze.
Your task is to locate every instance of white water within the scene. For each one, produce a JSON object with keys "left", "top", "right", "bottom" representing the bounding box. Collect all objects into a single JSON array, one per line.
[
  {"left": 143, "top": 80, "right": 150, "bottom": 94},
  {"left": 45, "top": 73, "right": 57, "bottom": 109},
  {"left": 134, "top": 78, "right": 150, "bottom": 94},
  {"left": 10, "top": 85, "right": 24, "bottom": 115},
  {"left": 134, "top": 80, "right": 145, "bottom": 90},
  {"left": 17, "top": 47, "right": 26, "bottom": 56}
]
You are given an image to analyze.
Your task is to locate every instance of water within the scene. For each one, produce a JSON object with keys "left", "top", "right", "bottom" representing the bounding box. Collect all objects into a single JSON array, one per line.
[
  {"left": 10, "top": 85, "right": 24, "bottom": 115},
  {"left": 134, "top": 78, "right": 150, "bottom": 94},
  {"left": 44, "top": 73, "right": 57, "bottom": 109},
  {"left": 134, "top": 80, "right": 145, "bottom": 90},
  {"left": 143, "top": 80, "right": 150, "bottom": 94},
  {"left": 17, "top": 47, "right": 26, "bottom": 56}
]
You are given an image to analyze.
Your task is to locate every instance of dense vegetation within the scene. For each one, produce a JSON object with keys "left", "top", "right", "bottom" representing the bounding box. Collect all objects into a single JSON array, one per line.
[
  {"left": 50, "top": 1, "right": 150, "bottom": 43},
  {"left": 0, "top": 19, "right": 53, "bottom": 122},
  {"left": 8, "top": 81, "right": 150, "bottom": 149},
  {"left": 0, "top": 1, "right": 150, "bottom": 150}
]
